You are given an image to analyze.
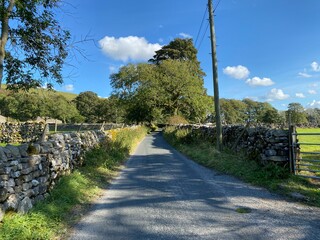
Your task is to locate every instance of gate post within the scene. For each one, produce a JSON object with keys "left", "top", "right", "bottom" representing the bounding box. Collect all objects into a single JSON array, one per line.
[{"left": 288, "top": 125, "right": 297, "bottom": 174}]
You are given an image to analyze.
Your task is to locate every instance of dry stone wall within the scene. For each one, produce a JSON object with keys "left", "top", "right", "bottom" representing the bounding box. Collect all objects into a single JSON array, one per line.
[
  {"left": 177, "top": 125, "right": 290, "bottom": 164},
  {"left": 0, "top": 130, "right": 105, "bottom": 220},
  {"left": 0, "top": 123, "right": 45, "bottom": 143}
]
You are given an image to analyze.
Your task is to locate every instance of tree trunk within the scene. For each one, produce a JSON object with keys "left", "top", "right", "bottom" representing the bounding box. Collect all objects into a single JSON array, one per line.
[{"left": 0, "top": 0, "right": 16, "bottom": 89}]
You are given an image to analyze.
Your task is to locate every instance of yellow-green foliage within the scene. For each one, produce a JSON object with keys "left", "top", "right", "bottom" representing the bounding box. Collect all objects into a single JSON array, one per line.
[{"left": 166, "top": 115, "right": 189, "bottom": 125}]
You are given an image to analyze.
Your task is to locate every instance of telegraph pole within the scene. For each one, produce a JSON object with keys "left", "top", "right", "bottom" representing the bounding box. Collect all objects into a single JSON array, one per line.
[{"left": 208, "top": 0, "right": 222, "bottom": 151}]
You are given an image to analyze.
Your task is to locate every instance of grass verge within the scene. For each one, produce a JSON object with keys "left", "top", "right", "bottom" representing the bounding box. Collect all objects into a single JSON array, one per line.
[
  {"left": 163, "top": 126, "right": 320, "bottom": 208},
  {"left": 0, "top": 126, "right": 148, "bottom": 240}
]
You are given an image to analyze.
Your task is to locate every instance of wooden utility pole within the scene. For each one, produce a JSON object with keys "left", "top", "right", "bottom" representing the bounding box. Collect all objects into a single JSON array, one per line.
[{"left": 208, "top": 0, "right": 222, "bottom": 151}]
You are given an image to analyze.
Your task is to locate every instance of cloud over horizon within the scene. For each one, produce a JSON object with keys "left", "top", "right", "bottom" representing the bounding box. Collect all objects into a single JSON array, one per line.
[
  {"left": 307, "top": 100, "right": 320, "bottom": 108},
  {"left": 246, "top": 77, "right": 274, "bottom": 87},
  {"left": 311, "top": 61, "right": 320, "bottom": 72},
  {"left": 179, "top": 32, "right": 192, "bottom": 39},
  {"left": 223, "top": 65, "right": 250, "bottom": 79},
  {"left": 266, "top": 88, "right": 289, "bottom": 101},
  {"left": 295, "top": 93, "right": 306, "bottom": 98},
  {"left": 63, "top": 84, "right": 74, "bottom": 92},
  {"left": 99, "top": 36, "right": 162, "bottom": 62}
]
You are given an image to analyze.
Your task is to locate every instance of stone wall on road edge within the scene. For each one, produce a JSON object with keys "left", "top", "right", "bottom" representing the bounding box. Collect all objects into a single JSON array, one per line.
[
  {"left": 0, "top": 130, "right": 106, "bottom": 220},
  {"left": 175, "top": 125, "right": 289, "bottom": 165},
  {"left": 0, "top": 123, "right": 45, "bottom": 143}
]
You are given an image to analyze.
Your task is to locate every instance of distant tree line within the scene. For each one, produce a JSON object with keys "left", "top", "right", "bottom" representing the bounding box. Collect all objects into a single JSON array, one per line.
[
  {"left": 0, "top": 38, "right": 318, "bottom": 127},
  {"left": 0, "top": 89, "right": 319, "bottom": 126},
  {"left": 0, "top": 90, "right": 122, "bottom": 123}
]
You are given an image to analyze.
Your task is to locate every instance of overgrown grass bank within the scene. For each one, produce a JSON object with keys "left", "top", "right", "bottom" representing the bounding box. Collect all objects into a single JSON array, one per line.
[
  {"left": 164, "top": 126, "right": 320, "bottom": 207},
  {"left": 0, "top": 126, "right": 148, "bottom": 240}
]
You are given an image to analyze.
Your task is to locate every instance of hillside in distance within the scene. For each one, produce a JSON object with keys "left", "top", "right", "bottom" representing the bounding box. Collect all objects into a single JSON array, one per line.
[{"left": 0, "top": 84, "right": 78, "bottom": 101}]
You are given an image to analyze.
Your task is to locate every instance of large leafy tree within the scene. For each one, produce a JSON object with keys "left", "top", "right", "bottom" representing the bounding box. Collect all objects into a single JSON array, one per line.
[
  {"left": 0, "top": 0, "right": 70, "bottom": 90},
  {"left": 149, "top": 38, "right": 205, "bottom": 78},
  {"left": 111, "top": 60, "right": 212, "bottom": 123},
  {"left": 220, "top": 99, "right": 246, "bottom": 124},
  {"left": 111, "top": 38, "right": 212, "bottom": 124},
  {"left": 286, "top": 102, "right": 308, "bottom": 125},
  {"left": 149, "top": 38, "right": 198, "bottom": 64},
  {"left": 73, "top": 91, "right": 101, "bottom": 123}
]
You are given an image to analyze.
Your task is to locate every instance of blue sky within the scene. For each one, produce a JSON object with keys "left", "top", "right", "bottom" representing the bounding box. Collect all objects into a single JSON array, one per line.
[{"left": 54, "top": 0, "right": 320, "bottom": 110}]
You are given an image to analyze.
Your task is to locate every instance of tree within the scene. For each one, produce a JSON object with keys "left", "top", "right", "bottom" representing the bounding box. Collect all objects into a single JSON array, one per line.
[
  {"left": 0, "top": 0, "right": 70, "bottom": 90},
  {"left": 97, "top": 96, "right": 125, "bottom": 123},
  {"left": 149, "top": 38, "right": 198, "bottom": 64},
  {"left": 306, "top": 108, "right": 320, "bottom": 127},
  {"left": 286, "top": 102, "right": 308, "bottom": 125},
  {"left": 1, "top": 92, "right": 42, "bottom": 121},
  {"left": 111, "top": 60, "right": 212, "bottom": 124},
  {"left": 149, "top": 38, "right": 205, "bottom": 78},
  {"left": 44, "top": 93, "right": 84, "bottom": 123},
  {"left": 260, "top": 108, "right": 281, "bottom": 124},
  {"left": 73, "top": 91, "right": 101, "bottom": 123},
  {"left": 220, "top": 99, "right": 246, "bottom": 124},
  {"left": 0, "top": 91, "right": 83, "bottom": 122}
]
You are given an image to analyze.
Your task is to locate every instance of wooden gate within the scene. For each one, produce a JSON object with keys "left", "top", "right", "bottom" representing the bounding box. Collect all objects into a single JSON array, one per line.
[{"left": 289, "top": 126, "right": 320, "bottom": 180}]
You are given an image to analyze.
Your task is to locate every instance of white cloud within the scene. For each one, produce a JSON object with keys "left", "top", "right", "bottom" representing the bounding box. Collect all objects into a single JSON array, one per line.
[
  {"left": 63, "top": 84, "right": 74, "bottom": 92},
  {"left": 245, "top": 96, "right": 259, "bottom": 101},
  {"left": 311, "top": 61, "right": 320, "bottom": 72},
  {"left": 266, "top": 88, "right": 289, "bottom": 101},
  {"left": 309, "top": 83, "right": 318, "bottom": 87},
  {"left": 307, "top": 100, "right": 320, "bottom": 108},
  {"left": 308, "top": 89, "right": 317, "bottom": 94},
  {"left": 309, "top": 90, "right": 317, "bottom": 94},
  {"left": 245, "top": 77, "right": 274, "bottom": 87},
  {"left": 179, "top": 32, "right": 192, "bottom": 39},
  {"left": 295, "top": 93, "right": 305, "bottom": 98},
  {"left": 99, "top": 36, "right": 162, "bottom": 62},
  {"left": 223, "top": 65, "right": 250, "bottom": 80},
  {"left": 298, "top": 72, "right": 312, "bottom": 78}
]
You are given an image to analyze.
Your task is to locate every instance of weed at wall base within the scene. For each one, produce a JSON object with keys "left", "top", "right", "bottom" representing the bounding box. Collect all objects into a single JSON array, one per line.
[{"left": 163, "top": 127, "right": 320, "bottom": 207}]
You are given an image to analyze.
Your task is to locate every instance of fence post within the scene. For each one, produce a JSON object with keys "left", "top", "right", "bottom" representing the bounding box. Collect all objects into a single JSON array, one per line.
[
  {"left": 54, "top": 120, "right": 58, "bottom": 133},
  {"left": 100, "top": 121, "right": 105, "bottom": 131},
  {"left": 78, "top": 123, "right": 84, "bottom": 133},
  {"left": 288, "top": 125, "right": 297, "bottom": 174},
  {"left": 40, "top": 123, "right": 49, "bottom": 143}
]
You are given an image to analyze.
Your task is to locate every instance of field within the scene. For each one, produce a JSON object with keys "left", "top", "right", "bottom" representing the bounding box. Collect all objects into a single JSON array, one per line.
[
  {"left": 0, "top": 84, "right": 78, "bottom": 101},
  {"left": 296, "top": 128, "right": 320, "bottom": 178}
]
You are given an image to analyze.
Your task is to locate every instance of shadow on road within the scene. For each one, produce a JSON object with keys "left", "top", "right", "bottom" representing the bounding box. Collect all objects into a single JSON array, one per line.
[{"left": 70, "top": 132, "right": 320, "bottom": 240}]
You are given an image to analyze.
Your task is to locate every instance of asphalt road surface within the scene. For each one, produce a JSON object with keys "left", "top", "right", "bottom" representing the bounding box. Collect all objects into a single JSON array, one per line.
[{"left": 69, "top": 132, "right": 320, "bottom": 240}]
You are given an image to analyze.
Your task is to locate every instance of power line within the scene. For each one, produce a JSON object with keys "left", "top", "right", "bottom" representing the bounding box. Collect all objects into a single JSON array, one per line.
[
  {"left": 196, "top": 0, "right": 222, "bottom": 51},
  {"left": 214, "top": 0, "right": 222, "bottom": 12},
  {"left": 194, "top": 5, "right": 208, "bottom": 47},
  {"left": 197, "top": 22, "right": 209, "bottom": 50}
]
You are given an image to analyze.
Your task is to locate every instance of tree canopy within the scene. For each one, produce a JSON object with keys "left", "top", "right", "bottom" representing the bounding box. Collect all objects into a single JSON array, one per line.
[
  {"left": 0, "top": 0, "right": 70, "bottom": 90},
  {"left": 286, "top": 102, "right": 308, "bottom": 125},
  {"left": 110, "top": 38, "right": 212, "bottom": 124}
]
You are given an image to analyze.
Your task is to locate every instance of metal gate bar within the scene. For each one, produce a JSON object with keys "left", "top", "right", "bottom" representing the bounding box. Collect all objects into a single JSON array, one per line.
[{"left": 290, "top": 126, "right": 320, "bottom": 180}]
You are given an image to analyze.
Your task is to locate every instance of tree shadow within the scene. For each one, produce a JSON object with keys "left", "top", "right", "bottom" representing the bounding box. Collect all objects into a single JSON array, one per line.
[{"left": 69, "top": 132, "right": 320, "bottom": 240}]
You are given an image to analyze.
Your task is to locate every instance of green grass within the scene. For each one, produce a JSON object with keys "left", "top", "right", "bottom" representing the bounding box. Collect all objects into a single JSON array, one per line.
[
  {"left": 0, "top": 126, "right": 148, "bottom": 240},
  {"left": 0, "top": 84, "right": 78, "bottom": 101},
  {"left": 164, "top": 126, "right": 320, "bottom": 208},
  {"left": 0, "top": 143, "right": 20, "bottom": 147},
  {"left": 296, "top": 128, "right": 320, "bottom": 178}
]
